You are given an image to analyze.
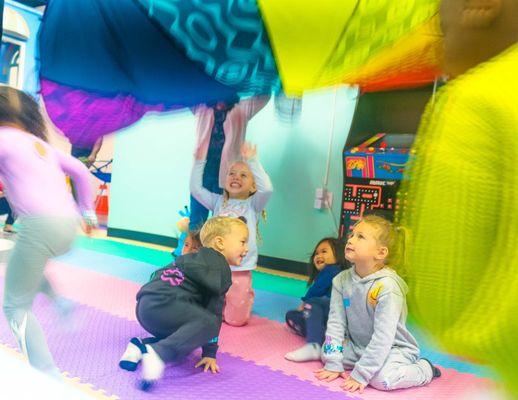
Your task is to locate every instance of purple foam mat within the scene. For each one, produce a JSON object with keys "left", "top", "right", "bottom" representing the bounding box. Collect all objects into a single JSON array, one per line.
[{"left": 0, "top": 290, "right": 357, "bottom": 399}]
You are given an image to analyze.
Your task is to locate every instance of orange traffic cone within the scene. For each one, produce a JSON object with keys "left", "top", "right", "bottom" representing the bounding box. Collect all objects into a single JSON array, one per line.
[{"left": 95, "top": 183, "right": 109, "bottom": 225}]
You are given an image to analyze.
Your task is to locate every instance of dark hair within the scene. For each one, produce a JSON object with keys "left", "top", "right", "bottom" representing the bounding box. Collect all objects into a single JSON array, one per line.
[
  {"left": 307, "top": 237, "right": 348, "bottom": 285},
  {"left": 187, "top": 229, "right": 202, "bottom": 250},
  {"left": 0, "top": 86, "right": 48, "bottom": 141}
]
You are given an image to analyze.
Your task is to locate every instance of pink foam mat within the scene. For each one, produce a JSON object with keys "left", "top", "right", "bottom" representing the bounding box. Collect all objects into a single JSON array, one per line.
[{"left": 0, "top": 262, "right": 497, "bottom": 399}]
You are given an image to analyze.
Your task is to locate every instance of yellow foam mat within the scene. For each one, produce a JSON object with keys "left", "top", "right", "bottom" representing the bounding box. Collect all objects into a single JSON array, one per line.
[{"left": 0, "top": 343, "right": 118, "bottom": 399}]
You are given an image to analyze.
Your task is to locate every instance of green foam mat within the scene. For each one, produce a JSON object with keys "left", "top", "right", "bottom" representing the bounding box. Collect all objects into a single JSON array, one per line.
[{"left": 74, "top": 236, "right": 307, "bottom": 298}]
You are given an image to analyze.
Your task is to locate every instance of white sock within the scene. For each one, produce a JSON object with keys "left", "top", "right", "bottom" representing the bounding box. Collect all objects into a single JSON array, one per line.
[
  {"left": 284, "top": 343, "right": 321, "bottom": 362},
  {"left": 141, "top": 344, "right": 165, "bottom": 381},
  {"left": 119, "top": 340, "right": 143, "bottom": 371}
]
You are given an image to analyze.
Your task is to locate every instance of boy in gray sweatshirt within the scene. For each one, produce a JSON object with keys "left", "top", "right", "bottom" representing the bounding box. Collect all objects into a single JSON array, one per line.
[{"left": 316, "top": 216, "right": 440, "bottom": 393}]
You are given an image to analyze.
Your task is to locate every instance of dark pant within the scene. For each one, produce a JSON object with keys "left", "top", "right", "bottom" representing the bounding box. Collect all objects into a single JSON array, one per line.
[
  {"left": 71, "top": 146, "right": 92, "bottom": 159},
  {"left": 189, "top": 195, "right": 210, "bottom": 231},
  {"left": 0, "top": 197, "right": 15, "bottom": 225},
  {"left": 189, "top": 117, "right": 225, "bottom": 231},
  {"left": 189, "top": 170, "right": 224, "bottom": 231},
  {"left": 136, "top": 295, "right": 218, "bottom": 362},
  {"left": 285, "top": 296, "right": 330, "bottom": 345}
]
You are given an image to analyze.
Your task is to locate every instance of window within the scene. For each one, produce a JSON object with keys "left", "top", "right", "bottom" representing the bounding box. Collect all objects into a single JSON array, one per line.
[{"left": 0, "top": 36, "right": 25, "bottom": 88}]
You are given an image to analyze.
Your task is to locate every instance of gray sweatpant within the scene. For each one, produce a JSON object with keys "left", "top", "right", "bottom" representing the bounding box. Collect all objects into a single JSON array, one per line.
[
  {"left": 342, "top": 345, "right": 433, "bottom": 390},
  {"left": 2, "top": 216, "right": 77, "bottom": 375}
]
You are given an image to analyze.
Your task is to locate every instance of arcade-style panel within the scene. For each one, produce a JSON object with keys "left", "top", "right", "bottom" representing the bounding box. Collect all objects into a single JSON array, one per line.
[{"left": 339, "top": 87, "right": 433, "bottom": 236}]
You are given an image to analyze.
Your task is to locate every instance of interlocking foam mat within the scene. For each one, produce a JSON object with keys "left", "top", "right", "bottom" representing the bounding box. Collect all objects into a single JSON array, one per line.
[{"left": 0, "top": 240, "right": 498, "bottom": 399}]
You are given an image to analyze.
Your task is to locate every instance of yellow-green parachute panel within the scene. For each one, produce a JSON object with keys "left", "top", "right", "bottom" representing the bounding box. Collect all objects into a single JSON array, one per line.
[
  {"left": 397, "top": 43, "right": 518, "bottom": 395},
  {"left": 340, "top": 15, "right": 442, "bottom": 92},
  {"left": 257, "top": 0, "right": 358, "bottom": 95},
  {"left": 258, "top": 0, "right": 440, "bottom": 94}
]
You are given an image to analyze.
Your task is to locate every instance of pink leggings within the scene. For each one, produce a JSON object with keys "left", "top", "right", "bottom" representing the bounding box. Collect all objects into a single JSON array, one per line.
[{"left": 223, "top": 270, "right": 254, "bottom": 327}]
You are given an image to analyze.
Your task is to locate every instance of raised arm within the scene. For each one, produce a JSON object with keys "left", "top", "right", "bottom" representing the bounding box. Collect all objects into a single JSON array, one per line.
[
  {"left": 241, "top": 143, "right": 273, "bottom": 211},
  {"left": 189, "top": 160, "right": 220, "bottom": 211}
]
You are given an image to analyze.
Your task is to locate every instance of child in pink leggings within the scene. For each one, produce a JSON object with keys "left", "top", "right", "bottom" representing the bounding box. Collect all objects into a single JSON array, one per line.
[{"left": 191, "top": 142, "right": 273, "bottom": 326}]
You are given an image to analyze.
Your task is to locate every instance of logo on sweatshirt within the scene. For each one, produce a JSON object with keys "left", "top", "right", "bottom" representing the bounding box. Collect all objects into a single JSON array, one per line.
[
  {"left": 343, "top": 297, "right": 350, "bottom": 308},
  {"left": 368, "top": 282, "right": 383, "bottom": 307},
  {"left": 323, "top": 335, "right": 344, "bottom": 355},
  {"left": 160, "top": 268, "right": 185, "bottom": 286},
  {"left": 34, "top": 141, "right": 47, "bottom": 158}
]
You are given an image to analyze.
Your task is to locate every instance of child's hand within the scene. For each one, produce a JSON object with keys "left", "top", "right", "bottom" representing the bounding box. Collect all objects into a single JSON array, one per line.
[
  {"left": 80, "top": 219, "right": 93, "bottom": 236},
  {"left": 176, "top": 217, "right": 190, "bottom": 232},
  {"left": 81, "top": 210, "right": 98, "bottom": 236},
  {"left": 241, "top": 142, "right": 257, "bottom": 161},
  {"left": 297, "top": 302, "right": 305, "bottom": 311},
  {"left": 195, "top": 357, "right": 220, "bottom": 373},
  {"left": 340, "top": 376, "right": 366, "bottom": 394},
  {"left": 314, "top": 368, "right": 342, "bottom": 382}
]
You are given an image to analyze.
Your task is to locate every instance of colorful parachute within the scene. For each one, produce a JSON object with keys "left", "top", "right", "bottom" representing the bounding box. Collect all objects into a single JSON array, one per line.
[
  {"left": 40, "top": 0, "right": 238, "bottom": 146},
  {"left": 136, "top": 0, "right": 279, "bottom": 96},
  {"left": 39, "top": 0, "right": 441, "bottom": 145}
]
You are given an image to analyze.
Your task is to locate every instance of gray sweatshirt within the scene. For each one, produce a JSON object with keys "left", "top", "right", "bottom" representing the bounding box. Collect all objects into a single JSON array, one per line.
[{"left": 322, "top": 267, "right": 420, "bottom": 385}]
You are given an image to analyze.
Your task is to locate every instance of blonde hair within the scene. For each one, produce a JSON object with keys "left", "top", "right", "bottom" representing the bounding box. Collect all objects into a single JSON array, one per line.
[
  {"left": 199, "top": 216, "right": 248, "bottom": 247},
  {"left": 355, "top": 215, "right": 408, "bottom": 269}
]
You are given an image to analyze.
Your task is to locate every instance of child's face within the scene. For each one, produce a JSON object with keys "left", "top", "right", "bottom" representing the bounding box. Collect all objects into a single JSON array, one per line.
[
  {"left": 225, "top": 162, "right": 256, "bottom": 199},
  {"left": 313, "top": 241, "right": 337, "bottom": 271},
  {"left": 345, "top": 222, "right": 386, "bottom": 265},
  {"left": 219, "top": 224, "right": 249, "bottom": 266},
  {"left": 182, "top": 235, "right": 200, "bottom": 255}
]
